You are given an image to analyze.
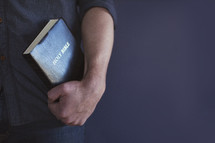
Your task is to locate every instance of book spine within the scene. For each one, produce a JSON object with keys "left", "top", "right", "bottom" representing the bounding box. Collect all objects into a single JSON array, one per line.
[{"left": 23, "top": 54, "right": 54, "bottom": 89}]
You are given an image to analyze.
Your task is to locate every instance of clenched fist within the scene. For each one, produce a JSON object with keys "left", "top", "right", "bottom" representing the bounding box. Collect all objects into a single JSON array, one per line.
[{"left": 47, "top": 78, "right": 105, "bottom": 126}]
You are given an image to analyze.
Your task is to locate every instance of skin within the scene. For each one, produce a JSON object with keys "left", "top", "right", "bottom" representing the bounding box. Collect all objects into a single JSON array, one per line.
[{"left": 47, "top": 7, "right": 114, "bottom": 126}]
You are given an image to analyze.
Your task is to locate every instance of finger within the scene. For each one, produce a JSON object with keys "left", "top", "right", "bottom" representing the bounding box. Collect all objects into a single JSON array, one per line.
[
  {"left": 76, "top": 118, "right": 87, "bottom": 126},
  {"left": 67, "top": 114, "right": 87, "bottom": 126},
  {"left": 68, "top": 119, "right": 85, "bottom": 126},
  {"left": 61, "top": 116, "right": 77, "bottom": 125},
  {"left": 47, "top": 84, "right": 64, "bottom": 103},
  {"left": 48, "top": 102, "right": 60, "bottom": 119}
]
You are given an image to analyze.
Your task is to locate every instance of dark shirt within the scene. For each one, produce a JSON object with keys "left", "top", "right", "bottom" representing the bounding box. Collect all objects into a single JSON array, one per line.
[{"left": 0, "top": 0, "right": 116, "bottom": 126}]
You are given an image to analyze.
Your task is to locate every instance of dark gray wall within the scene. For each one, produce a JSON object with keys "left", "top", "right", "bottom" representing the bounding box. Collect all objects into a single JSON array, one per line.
[{"left": 85, "top": 0, "right": 215, "bottom": 143}]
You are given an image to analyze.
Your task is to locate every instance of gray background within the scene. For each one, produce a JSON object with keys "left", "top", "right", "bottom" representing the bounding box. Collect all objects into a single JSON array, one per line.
[{"left": 85, "top": 0, "right": 215, "bottom": 143}]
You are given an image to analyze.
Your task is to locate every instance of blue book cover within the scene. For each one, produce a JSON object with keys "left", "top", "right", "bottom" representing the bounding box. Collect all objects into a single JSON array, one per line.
[{"left": 23, "top": 18, "right": 84, "bottom": 89}]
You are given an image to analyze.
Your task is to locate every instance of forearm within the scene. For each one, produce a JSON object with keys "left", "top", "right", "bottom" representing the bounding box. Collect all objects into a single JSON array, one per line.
[
  {"left": 47, "top": 7, "right": 115, "bottom": 125},
  {"left": 81, "top": 7, "right": 114, "bottom": 85}
]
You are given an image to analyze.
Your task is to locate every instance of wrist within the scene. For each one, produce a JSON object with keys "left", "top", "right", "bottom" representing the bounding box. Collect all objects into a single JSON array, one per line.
[{"left": 82, "top": 70, "right": 106, "bottom": 99}]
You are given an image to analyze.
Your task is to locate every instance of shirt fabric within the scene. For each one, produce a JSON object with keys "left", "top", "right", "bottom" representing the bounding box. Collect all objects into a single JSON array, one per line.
[{"left": 0, "top": 0, "right": 117, "bottom": 126}]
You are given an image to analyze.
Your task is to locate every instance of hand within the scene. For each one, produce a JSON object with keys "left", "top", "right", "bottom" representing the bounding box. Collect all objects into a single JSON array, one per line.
[
  {"left": 47, "top": 6, "right": 113, "bottom": 126},
  {"left": 47, "top": 78, "right": 105, "bottom": 126}
]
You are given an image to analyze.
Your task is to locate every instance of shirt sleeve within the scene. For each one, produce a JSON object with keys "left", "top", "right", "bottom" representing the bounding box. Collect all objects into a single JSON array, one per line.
[{"left": 77, "top": 0, "right": 117, "bottom": 28}]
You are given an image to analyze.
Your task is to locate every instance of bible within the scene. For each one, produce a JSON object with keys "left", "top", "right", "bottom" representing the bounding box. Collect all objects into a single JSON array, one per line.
[{"left": 23, "top": 18, "right": 84, "bottom": 89}]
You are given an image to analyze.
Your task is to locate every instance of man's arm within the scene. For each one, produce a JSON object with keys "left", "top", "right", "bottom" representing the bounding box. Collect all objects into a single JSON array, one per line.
[{"left": 47, "top": 7, "right": 114, "bottom": 126}]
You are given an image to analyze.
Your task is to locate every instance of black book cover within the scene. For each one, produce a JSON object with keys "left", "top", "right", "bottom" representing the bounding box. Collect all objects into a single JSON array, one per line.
[{"left": 23, "top": 19, "right": 84, "bottom": 89}]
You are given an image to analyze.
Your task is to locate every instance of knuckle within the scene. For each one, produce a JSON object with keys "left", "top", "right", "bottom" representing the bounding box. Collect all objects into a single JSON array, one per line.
[
  {"left": 61, "top": 84, "right": 70, "bottom": 93},
  {"left": 74, "top": 121, "right": 81, "bottom": 126},
  {"left": 63, "top": 119, "right": 85, "bottom": 126},
  {"left": 79, "top": 122, "right": 85, "bottom": 126},
  {"left": 67, "top": 120, "right": 79, "bottom": 126},
  {"left": 62, "top": 117, "right": 75, "bottom": 126},
  {"left": 75, "top": 120, "right": 85, "bottom": 126},
  {"left": 67, "top": 122, "right": 74, "bottom": 126},
  {"left": 64, "top": 119, "right": 71, "bottom": 125}
]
